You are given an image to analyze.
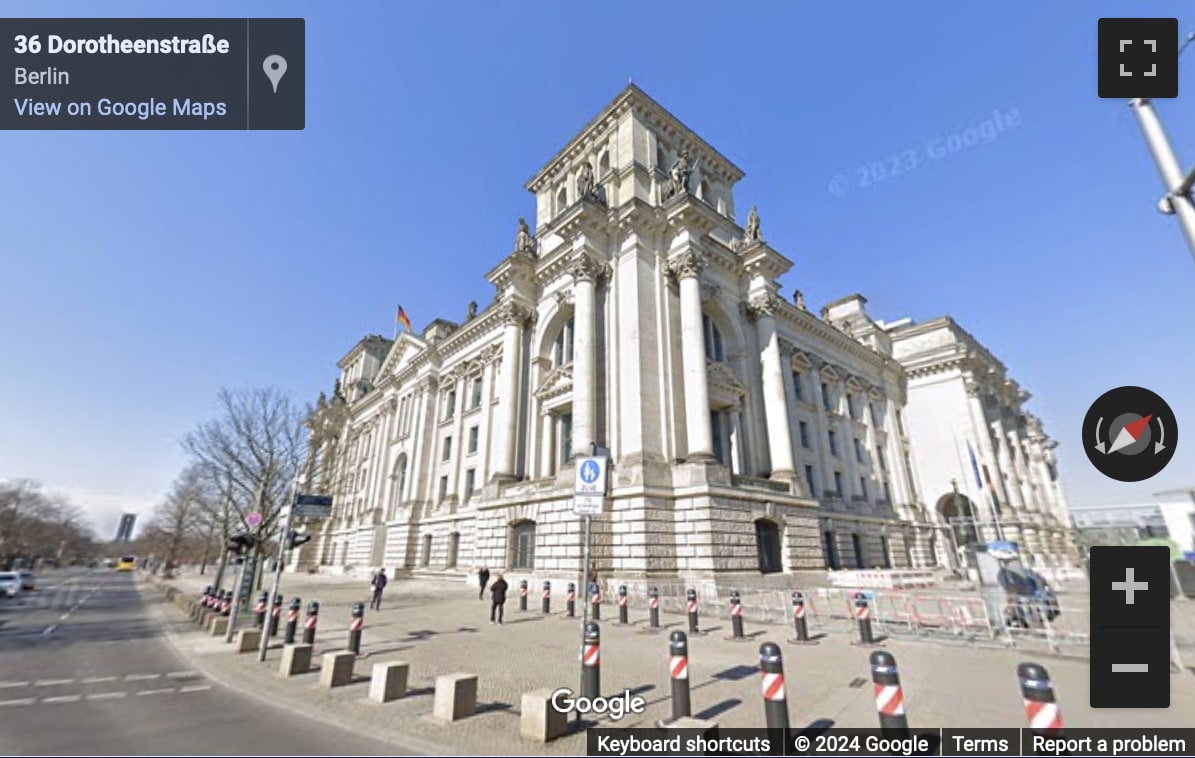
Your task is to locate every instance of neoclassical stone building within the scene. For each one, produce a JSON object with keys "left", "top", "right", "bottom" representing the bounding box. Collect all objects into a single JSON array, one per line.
[{"left": 294, "top": 86, "right": 1074, "bottom": 587}]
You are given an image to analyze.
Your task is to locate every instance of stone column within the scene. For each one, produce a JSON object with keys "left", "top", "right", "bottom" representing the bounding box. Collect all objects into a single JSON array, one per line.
[
  {"left": 881, "top": 397, "right": 913, "bottom": 508},
  {"left": 539, "top": 412, "right": 553, "bottom": 476},
  {"left": 965, "top": 381, "right": 1003, "bottom": 538},
  {"left": 669, "top": 251, "right": 714, "bottom": 460},
  {"left": 751, "top": 294, "right": 797, "bottom": 479},
  {"left": 838, "top": 382, "right": 860, "bottom": 502},
  {"left": 809, "top": 366, "right": 836, "bottom": 499},
  {"left": 570, "top": 256, "right": 600, "bottom": 457},
  {"left": 729, "top": 407, "right": 745, "bottom": 475},
  {"left": 490, "top": 304, "right": 527, "bottom": 481}
]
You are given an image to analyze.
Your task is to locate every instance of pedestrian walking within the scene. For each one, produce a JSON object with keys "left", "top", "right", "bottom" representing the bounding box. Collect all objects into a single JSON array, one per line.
[
  {"left": 489, "top": 572, "right": 508, "bottom": 624},
  {"left": 370, "top": 568, "right": 388, "bottom": 611},
  {"left": 478, "top": 566, "right": 491, "bottom": 600}
]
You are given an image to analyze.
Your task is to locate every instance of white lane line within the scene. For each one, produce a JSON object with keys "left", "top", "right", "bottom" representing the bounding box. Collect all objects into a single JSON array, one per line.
[
  {"left": 80, "top": 676, "right": 117, "bottom": 684},
  {"left": 178, "top": 685, "right": 211, "bottom": 694},
  {"left": 136, "top": 688, "right": 175, "bottom": 696},
  {"left": 58, "top": 613, "right": 70, "bottom": 620},
  {"left": 125, "top": 673, "right": 160, "bottom": 681},
  {"left": 34, "top": 678, "right": 75, "bottom": 687},
  {"left": 0, "top": 698, "right": 36, "bottom": 707},
  {"left": 86, "top": 691, "right": 127, "bottom": 700},
  {"left": 0, "top": 681, "right": 30, "bottom": 689},
  {"left": 42, "top": 694, "right": 82, "bottom": 704},
  {"left": 165, "top": 671, "right": 197, "bottom": 679},
  {"left": 41, "top": 625, "right": 56, "bottom": 636}
]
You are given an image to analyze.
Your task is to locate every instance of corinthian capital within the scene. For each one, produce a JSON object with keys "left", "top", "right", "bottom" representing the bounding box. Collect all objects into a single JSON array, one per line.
[
  {"left": 570, "top": 255, "right": 603, "bottom": 285},
  {"left": 964, "top": 378, "right": 983, "bottom": 397},
  {"left": 499, "top": 301, "right": 531, "bottom": 327},
  {"left": 667, "top": 249, "right": 707, "bottom": 280}
]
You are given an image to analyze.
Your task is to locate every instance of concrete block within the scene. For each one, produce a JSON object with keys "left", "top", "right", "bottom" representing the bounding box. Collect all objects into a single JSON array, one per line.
[
  {"left": 236, "top": 628, "right": 262, "bottom": 653},
  {"left": 279, "top": 643, "right": 313, "bottom": 676},
  {"left": 432, "top": 672, "right": 478, "bottom": 721},
  {"left": 319, "top": 651, "right": 356, "bottom": 688},
  {"left": 520, "top": 688, "right": 568, "bottom": 742},
  {"left": 368, "top": 661, "right": 409, "bottom": 703},
  {"left": 209, "top": 616, "right": 229, "bottom": 636},
  {"left": 664, "top": 716, "right": 719, "bottom": 736}
]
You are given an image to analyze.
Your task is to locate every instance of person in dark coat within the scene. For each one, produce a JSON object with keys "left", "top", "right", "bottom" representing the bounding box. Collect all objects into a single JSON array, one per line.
[
  {"left": 478, "top": 566, "right": 491, "bottom": 600},
  {"left": 370, "top": 568, "right": 388, "bottom": 610},
  {"left": 489, "top": 572, "right": 509, "bottom": 624}
]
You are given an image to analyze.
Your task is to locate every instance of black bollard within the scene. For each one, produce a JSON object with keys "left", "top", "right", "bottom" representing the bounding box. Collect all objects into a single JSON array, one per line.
[
  {"left": 201, "top": 585, "right": 213, "bottom": 608},
  {"left": 618, "top": 585, "right": 629, "bottom": 625},
  {"left": 870, "top": 650, "right": 909, "bottom": 737},
  {"left": 668, "top": 631, "right": 692, "bottom": 722},
  {"left": 302, "top": 600, "right": 319, "bottom": 645},
  {"left": 542, "top": 581, "right": 551, "bottom": 614},
  {"left": 728, "top": 590, "right": 745, "bottom": 640},
  {"left": 789, "top": 591, "right": 815, "bottom": 645},
  {"left": 649, "top": 587, "right": 661, "bottom": 629},
  {"left": 283, "top": 597, "right": 301, "bottom": 644},
  {"left": 759, "top": 642, "right": 790, "bottom": 732},
  {"left": 519, "top": 579, "right": 528, "bottom": 612},
  {"left": 268, "top": 593, "right": 282, "bottom": 637},
  {"left": 686, "top": 589, "right": 700, "bottom": 634},
  {"left": 347, "top": 602, "right": 364, "bottom": 655},
  {"left": 566, "top": 582, "right": 576, "bottom": 618},
  {"left": 590, "top": 582, "right": 601, "bottom": 621},
  {"left": 1018, "top": 662, "right": 1063, "bottom": 736},
  {"left": 581, "top": 622, "right": 600, "bottom": 701},
  {"left": 220, "top": 590, "right": 232, "bottom": 616},
  {"left": 854, "top": 593, "right": 875, "bottom": 645},
  {"left": 254, "top": 591, "right": 269, "bottom": 629}
]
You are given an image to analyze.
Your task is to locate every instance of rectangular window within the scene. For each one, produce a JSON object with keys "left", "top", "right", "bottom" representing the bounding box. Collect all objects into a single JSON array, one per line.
[
  {"left": 710, "top": 411, "right": 725, "bottom": 463},
  {"left": 438, "top": 475, "right": 448, "bottom": 502},
  {"left": 847, "top": 393, "right": 857, "bottom": 420},
  {"left": 792, "top": 371, "right": 804, "bottom": 401},
  {"left": 560, "top": 413, "right": 573, "bottom": 463},
  {"left": 822, "top": 383, "right": 833, "bottom": 411},
  {"left": 442, "top": 436, "right": 452, "bottom": 462},
  {"left": 859, "top": 476, "right": 868, "bottom": 499},
  {"left": 828, "top": 430, "right": 838, "bottom": 456},
  {"left": 471, "top": 376, "right": 483, "bottom": 409},
  {"left": 799, "top": 421, "right": 810, "bottom": 448},
  {"left": 877, "top": 445, "right": 887, "bottom": 470},
  {"left": 883, "top": 481, "right": 891, "bottom": 503},
  {"left": 445, "top": 389, "right": 456, "bottom": 419},
  {"left": 834, "top": 471, "right": 844, "bottom": 497},
  {"left": 854, "top": 438, "right": 864, "bottom": 463},
  {"left": 468, "top": 426, "right": 479, "bottom": 454},
  {"left": 464, "top": 469, "right": 475, "bottom": 501},
  {"left": 805, "top": 465, "right": 816, "bottom": 496}
]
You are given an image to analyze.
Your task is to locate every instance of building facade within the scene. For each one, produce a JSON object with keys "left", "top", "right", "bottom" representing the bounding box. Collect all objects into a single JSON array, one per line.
[{"left": 294, "top": 86, "right": 1075, "bottom": 588}]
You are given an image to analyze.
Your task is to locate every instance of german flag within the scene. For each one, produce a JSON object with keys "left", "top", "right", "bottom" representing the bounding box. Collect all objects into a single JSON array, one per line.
[{"left": 396, "top": 305, "right": 412, "bottom": 333}]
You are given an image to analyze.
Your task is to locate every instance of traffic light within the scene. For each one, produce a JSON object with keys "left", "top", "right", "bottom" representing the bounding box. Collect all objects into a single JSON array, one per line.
[
  {"left": 286, "top": 530, "right": 312, "bottom": 550},
  {"left": 226, "top": 533, "right": 256, "bottom": 555}
]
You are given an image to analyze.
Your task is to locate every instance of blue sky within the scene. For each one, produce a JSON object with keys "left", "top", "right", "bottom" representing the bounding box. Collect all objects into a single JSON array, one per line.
[{"left": 3, "top": 1, "right": 1194, "bottom": 536}]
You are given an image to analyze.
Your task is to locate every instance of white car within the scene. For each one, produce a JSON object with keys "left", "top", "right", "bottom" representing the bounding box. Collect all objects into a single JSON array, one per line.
[{"left": 0, "top": 572, "right": 20, "bottom": 598}]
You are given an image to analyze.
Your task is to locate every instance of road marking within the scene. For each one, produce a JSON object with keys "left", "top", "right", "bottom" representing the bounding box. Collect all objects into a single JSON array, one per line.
[
  {"left": 0, "top": 681, "right": 30, "bottom": 689},
  {"left": 58, "top": 613, "right": 70, "bottom": 620},
  {"left": 81, "top": 676, "right": 117, "bottom": 684},
  {"left": 0, "top": 698, "right": 36, "bottom": 707},
  {"left": 41, "top": 625, "right": 56, "bottom": 636},
  {"left": 86, "top": 691, "right": 127, "bottom": 700},
  {"left": 165, "top": 670, "right": 198, "bottom": 679},
  {"left": 125, "top": 673, "right": 160, "bottom": 681},
  {"left": 35, "top": 678, "right": 75, "bottom": 687},
  {"left": 42, "top": 694, "right": 82, "bottom": 704},
  {"left": 136, "top": 688, "right": 175, "bottom": 696},
  {"left": 178, "top": 685, "right": 212, "bottom": 693}
]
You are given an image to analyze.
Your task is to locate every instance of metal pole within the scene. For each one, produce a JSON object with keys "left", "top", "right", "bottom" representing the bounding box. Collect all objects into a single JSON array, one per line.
[
  {"left": 576, "top": 512, "right": 591, "bottom": 723},
  {"left": 1130, "top": 98, "right": 1195, "bottom": 262},
  {"left": 223, "top": 556, "right": 247, "bottom": 643},
  {"left": 257, "top": 479, "right": 298, "bottom": 663}
]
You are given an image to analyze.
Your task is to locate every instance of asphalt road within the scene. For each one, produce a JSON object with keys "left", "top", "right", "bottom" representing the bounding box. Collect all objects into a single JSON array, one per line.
[{"left": 0, "top": 568, "right": 408, "bottom": 756}]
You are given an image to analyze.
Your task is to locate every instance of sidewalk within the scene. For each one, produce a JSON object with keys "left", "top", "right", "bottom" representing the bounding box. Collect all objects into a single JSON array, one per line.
[{"left": 147, "top": 571, "right": 1195, "bottom": 755}]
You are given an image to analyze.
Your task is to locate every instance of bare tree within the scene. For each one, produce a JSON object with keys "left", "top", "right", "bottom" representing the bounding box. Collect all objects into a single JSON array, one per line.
[
  {"left": 144, "top": 465, "right": 209, "bottom": 577},
  {"left": 181, "top": 387, "right": 306, "bottom": 588},
  {"left": 0, "top": 480, "right": 97, "bottom": 567}
]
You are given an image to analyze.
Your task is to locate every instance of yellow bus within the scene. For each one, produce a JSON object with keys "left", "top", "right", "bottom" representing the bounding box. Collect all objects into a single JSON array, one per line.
[{"left": 116, "top": 556, "right": 136, "bottom": 572}]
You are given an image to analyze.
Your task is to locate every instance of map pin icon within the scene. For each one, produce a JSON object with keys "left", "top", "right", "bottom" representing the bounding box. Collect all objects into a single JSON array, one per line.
[{"left": 263, "top": 55, "right": 287, "bottom": 93}]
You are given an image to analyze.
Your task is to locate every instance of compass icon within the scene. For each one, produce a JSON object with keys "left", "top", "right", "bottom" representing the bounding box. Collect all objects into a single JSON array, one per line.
[{"left": 1083, "top": 386, "right": 1178, "bottom": 482}]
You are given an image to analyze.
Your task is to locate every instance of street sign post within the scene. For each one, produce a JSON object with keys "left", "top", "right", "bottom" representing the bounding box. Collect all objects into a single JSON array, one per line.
[
  {"left": 245, "top": 511, "right": 262, "bottom": 529},
  {"left": 573, "top": 453, "right": 608, "bottom": 721}
]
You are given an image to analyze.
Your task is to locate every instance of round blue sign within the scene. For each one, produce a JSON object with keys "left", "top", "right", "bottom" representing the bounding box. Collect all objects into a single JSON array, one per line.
[{"left": 580, "top": 460, "right": 601, "bottom": 484}]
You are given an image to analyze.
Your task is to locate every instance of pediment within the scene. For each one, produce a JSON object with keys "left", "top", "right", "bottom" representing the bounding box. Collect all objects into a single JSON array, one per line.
[
  {"left": 534, "top": 364, "right": 574, "bottom": 402},
  {"left": 706, "top": 360, "right": 746, "bottom": 396},
  {"left": 378, "top": 333, "right": 426, "bottom": 379}
]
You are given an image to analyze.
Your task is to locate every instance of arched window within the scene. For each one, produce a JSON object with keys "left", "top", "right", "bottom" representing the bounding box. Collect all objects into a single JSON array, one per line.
[
  {"left": 388, "top": 456, "right": 408, "bottom": 520},
  {"left": 754, "top": 519, "right": 782, "bottom": 574},
  {"left": 556, "top": 186, "right": 568, "bottom": 214},
  {"left": 510, "top": 521, "right": 536, "bottom": 569},
  {"left": 701, "top": 313, "right": 724, "bottom": 362},
  {"left": 553, "top": 316, "right": 575, "bottom": 367},
  {"left": 699, "top": 180, "right": 711, "bottom": 203},
  {"left": 599, "top": 151, "right": 610, "bottom": 176}
]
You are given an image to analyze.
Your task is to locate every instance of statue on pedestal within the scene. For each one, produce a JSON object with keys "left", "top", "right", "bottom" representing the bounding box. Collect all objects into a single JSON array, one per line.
[
  {"left": 577, "top": 162, "right": 595, "bottom": 201},
  {"left": 666, "top": 150, "right": 693, "bottom": 199},
  {"left": 794, "top": 290, "right": 806, "bottom": 310},
  {"left": 744, "top": 205, "right": 761, "bottom": 244},
  {"left": 466, "top": 301, "right": 477, "bottom": 321},
  {"left": 514, "top": 217, "right": 536, "bottom": 255}
]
